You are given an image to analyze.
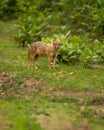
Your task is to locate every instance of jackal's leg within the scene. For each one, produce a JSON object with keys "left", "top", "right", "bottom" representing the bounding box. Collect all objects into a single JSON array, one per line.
[
  {"left": 47, "top": 56, "right": 51, "bottom": 69},
  {"left": 52, "top": 55, "right": 57, "bottom": 69},
  {"left": 28, "top": 50, "right": 34, "bottom": 65},
  {"left": 34, "top": 55, "right": 39, "bottom": 69}
]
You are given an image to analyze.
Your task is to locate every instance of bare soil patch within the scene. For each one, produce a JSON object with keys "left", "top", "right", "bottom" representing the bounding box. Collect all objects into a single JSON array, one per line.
[
  {"left": 1, "top": 72, "right": 104, "bottom": 103},
  {"left": 0, "top": 72, "right": 44, "bottom": 98}
]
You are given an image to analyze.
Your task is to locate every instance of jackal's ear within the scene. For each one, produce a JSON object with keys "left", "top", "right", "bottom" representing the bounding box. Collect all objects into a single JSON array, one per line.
[
  {"left": 53, "top": 38, "right": 61, "bottom": 43},
  {"left": 57, "top": 37, "right": 61, "bottom": 42},
  {"left": 52, "top": 38, "right": 55, "bottom": 43}
]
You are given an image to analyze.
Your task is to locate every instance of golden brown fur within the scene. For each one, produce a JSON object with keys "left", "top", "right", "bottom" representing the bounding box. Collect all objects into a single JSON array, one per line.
[{"left": 28, "top": 38, "right": 61, "bottom": 69}]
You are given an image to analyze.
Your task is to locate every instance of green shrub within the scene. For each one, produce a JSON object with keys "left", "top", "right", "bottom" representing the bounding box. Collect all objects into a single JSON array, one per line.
[
  {"left": 12, "top": 0, "right": 104, "bottom": 50},
  {"left": 13, "top": 0, "right": 70, "bottom": 47},
  {"left": 14, "top": 14, "right": 46, "bottom": 47},
  {"left": 42, "top": 32, "right": 104, "bottom": 64},
  {"left": 14, "top": 115, "right": 42, "bottom": 130},
  {"left": 1, "top": 0, "right": 104, "bottom": 39},
  {"left": 92, "top": 7, "right": 104, "bottom": 38},
  {"left": 13, "top": 0, "right": 47, "bottom": 47},
  {"left": 0, "top": 0, "right": 18, "bottom": 20}
]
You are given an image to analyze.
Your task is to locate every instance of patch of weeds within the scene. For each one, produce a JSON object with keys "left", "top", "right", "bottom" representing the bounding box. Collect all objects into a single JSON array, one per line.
[
  {"left": 4, "top": 94, "right": 15, "bottom": 101},
  {"left": 51, "top": 95, "right": 79, "bottom": 104},
  {"left": 1, "top": 84, "right": 10, "bottom": 91},
  {"left": 95, "top": 116, "right": 104, "bottom": 126},
  {"left": 86, "top": 96, "right": 104, "bottom": 105},
  {"left": 88, "top": 112, "right": 104, "bottom": 129},
  {"left": 12, "top": 85, "right": 20, "bottom": 94},
  {"left": 92, "top": 124, "right": 104, "bottom": 130},
  {"left": 0, "top": 99, "right": 42, "bottom": 130},
  {"left": 82, "top": 85, "right": 97, "bottom": 91},
  {"left": 13, "top": 115, "right": 42, "bottom": 130},
  {"left": 16, "top": 78, "right": 24, "bottom": 85},
  {"left": 81, "top": 108, "right": 96, "bottom": 121},
  {"left": 35, "top": 107, "right": 47, "bottom": 115}
]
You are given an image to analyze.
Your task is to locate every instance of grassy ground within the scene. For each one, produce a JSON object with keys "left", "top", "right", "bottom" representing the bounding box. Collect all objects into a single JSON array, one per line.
[{"left": 0, "top": 21, "right": 104, "bottom": 130}]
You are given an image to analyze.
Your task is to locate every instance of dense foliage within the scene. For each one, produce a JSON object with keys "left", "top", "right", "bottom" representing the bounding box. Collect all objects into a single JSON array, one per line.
[
  {"left": 42, "top": 33, "right": 104, "bottom": 64},
  {"left": 0, "top": 0, "right": 18, "bottom": 19},
  {"left": 0, "top": 0, "right": 104, "bottom": 63}
]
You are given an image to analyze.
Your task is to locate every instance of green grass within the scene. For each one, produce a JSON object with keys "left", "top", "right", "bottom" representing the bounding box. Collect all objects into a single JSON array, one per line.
[{"left": 0, "top": 21, "right": 104, "bottom": 130}]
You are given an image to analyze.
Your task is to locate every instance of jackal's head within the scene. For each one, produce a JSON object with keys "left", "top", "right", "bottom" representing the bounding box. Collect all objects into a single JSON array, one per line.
[{"left": 53, "top": 38, "right": 61, "bottom": 51}]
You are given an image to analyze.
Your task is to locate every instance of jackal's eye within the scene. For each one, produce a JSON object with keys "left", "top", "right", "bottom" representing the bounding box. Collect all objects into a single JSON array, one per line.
[{"left": 57, "top": 43, "right": 60, "bottom": 45}]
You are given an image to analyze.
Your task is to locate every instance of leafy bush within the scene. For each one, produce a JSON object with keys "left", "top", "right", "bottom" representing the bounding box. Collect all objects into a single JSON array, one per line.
[
  {"left": 1, "top": 0, "right": 104, "bottom": 39},
  {"left": 0, "top": 0, "right": 18, "bottom": 20},
  {"left": 60, "top": 35, "right": 104, "bottom": 64},
  {"left": 14, "top": 14, "right": 46, "bottom": 47},
  {"left": 92, "top": 8, "right": 104, "bottom": 38},
  {"left": 42, "top": 32, "right": 104, "bottom": 64},
  {"left": 13, "top": 0, "right": 104, "bottom": 47},
  {"left": 13, "top": 0, "right": 47, "bottom": 47},
  {"left": 59, "top": 34, "right": 85, "bottom": 63},
  {"left": 13, "top": 0, "right": 70, "bottom": 47}
]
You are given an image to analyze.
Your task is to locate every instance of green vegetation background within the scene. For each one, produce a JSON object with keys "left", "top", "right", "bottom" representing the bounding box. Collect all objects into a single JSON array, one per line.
[{"left": 0, "top": 0, "right": 104, "bottom": 130}]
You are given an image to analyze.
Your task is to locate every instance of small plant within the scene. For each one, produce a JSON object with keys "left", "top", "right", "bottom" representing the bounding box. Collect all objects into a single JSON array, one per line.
[
  {"left": 13, "top": 0, "right": 47, "bottom": 47},
  {"left": 1, "top": 84, "right": 9, "bottom": 91},
  {"left": 81, "top": 107, "right": 96, "bottom": 120},
  {"left": 86, "top": 96, "right": 104, "bottom": 105},
  {"left": 14, "top": 115, "right": 42, "bottom": 130},
  {"left": 92, "top": 7, "right": 104, "bottom": 37},
  {"left": 0, "top": 0, "right": 18, "bottom": 20},
  {"left": 51, "top": 95, "right": 78, "bottom": 104},
  {"left": 59, "top": 34, "right": 85, "bottom": 63},
  {"left": 14, "top": 14, "right": 46, "bottom": 47}
]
